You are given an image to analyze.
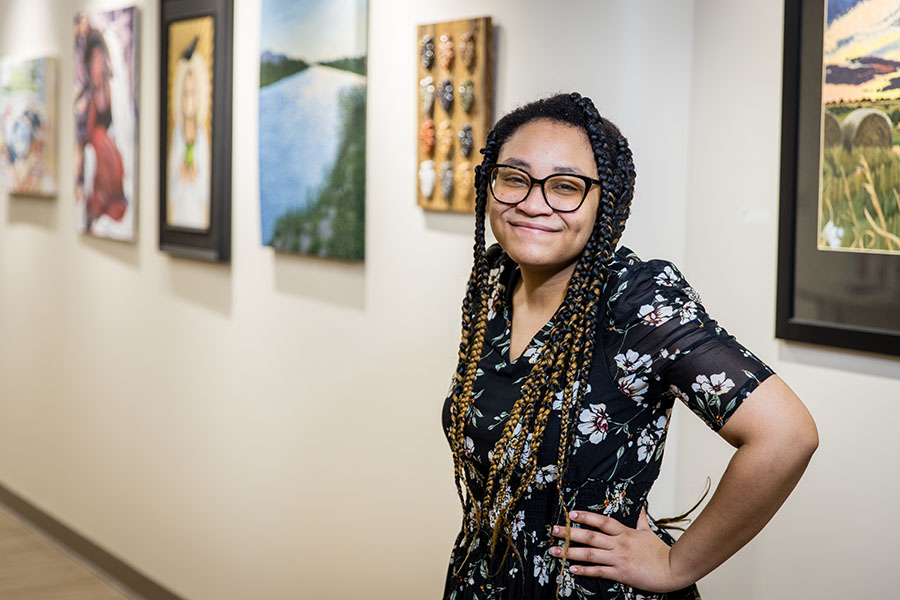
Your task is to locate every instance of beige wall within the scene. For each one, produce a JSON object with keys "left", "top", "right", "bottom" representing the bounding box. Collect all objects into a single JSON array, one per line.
[{"left": 1, "top": 0, "right": 895, "bottom": 598}]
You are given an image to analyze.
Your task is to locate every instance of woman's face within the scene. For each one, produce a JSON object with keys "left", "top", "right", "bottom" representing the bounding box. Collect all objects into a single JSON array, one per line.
[{"left": 489, "top": 119, "right": 600, "bottom": 274}]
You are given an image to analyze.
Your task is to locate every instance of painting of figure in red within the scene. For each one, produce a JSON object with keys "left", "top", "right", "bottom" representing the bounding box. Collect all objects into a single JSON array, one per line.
[{"left": 74, "top": 7, "right": 138, "bottom": 241}]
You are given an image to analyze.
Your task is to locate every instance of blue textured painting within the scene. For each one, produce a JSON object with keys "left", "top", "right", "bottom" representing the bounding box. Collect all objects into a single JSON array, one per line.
[{"left": 259, "top": 0, "right": 367, "bottom": 260}]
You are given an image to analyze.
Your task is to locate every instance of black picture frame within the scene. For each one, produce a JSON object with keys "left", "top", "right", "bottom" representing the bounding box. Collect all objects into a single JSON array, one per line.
[
  {"left": 159, "top": 0, "right": 232, "bottom": 262},
  {"left": 777, "top": 0, "right": 900, "bottom": 357}
]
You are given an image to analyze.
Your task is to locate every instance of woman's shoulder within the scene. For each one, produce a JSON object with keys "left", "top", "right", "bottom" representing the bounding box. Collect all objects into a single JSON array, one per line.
[{"left": 604, "top": 246, "right": 702, "bottom": 320}]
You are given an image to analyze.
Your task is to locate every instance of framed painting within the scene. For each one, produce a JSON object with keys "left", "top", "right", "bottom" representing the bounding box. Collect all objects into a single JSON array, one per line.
[
  {"left": 159, "top": 0, "right": 232, "bottom": 261},
  {"left": 778, "top": 0, "right": 900, "bottom": 357},
  {"left": 0, "top": 56, "right": 57, "bottom": 197},
  {"left": 74, "top": 6, "right": 139, "bottom": 242},
  {"left": 258, "top": 0, "right": 367, "bottom": 261}
]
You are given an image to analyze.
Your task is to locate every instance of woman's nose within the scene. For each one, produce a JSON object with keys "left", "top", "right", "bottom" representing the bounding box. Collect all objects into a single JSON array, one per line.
[{"left": 516, "top": 182, "right": 553, "bottom": 215}]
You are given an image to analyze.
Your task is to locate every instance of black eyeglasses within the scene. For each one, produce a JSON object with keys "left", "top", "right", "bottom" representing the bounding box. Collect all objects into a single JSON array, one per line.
[{"left": 487, "top": 164, "right": 602, "bottom": 213}]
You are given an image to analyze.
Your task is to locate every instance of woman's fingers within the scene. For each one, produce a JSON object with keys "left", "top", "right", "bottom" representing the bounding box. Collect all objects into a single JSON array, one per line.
[
  {"left": 569, "top": 510, "right": 626, "bottom": 535},
  {"left": 549, "top": 544, "right": 613, "bottom": 564}
]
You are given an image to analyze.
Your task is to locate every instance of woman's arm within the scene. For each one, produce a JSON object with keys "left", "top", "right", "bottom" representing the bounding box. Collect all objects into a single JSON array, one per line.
[{"left": 550, "top": 375, "right": 818, "bottom": 592}]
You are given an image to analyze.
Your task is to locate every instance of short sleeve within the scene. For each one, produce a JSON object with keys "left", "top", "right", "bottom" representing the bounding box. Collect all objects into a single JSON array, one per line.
[{"left": 604, "top": 255, "right": 775, "bottom": 431}]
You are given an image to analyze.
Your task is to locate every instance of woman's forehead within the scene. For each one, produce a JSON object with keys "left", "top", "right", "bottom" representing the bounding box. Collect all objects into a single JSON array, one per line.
[{"left": 498, "top": 119, "right": 596, "bottom": 174}]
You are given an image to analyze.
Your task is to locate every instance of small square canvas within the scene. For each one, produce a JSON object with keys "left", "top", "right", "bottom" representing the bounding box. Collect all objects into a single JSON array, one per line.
[{"left": 0, "top": 56, "right": 57, "bottom": 197}]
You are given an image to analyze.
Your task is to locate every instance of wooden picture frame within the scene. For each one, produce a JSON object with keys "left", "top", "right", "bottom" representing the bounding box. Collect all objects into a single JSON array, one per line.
[
  {"left": 416, "top": 16, "right": 493, "bottom": 213},
  {"left": 159, "top": 0, "right": 232, "bottom": 262},
  {"left": 777, "top": 0, "right": 900, "bottom": 357}
]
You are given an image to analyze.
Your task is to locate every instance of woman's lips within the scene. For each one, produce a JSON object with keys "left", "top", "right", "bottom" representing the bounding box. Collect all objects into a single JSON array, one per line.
[{"left": 509, "top": 221, "right": 559, "bottom": 233}]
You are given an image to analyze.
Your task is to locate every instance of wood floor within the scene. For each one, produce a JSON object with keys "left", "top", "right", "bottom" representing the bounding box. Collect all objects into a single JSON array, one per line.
[{"left": 0, "top": 503, "right": 134, "bottom": 599}]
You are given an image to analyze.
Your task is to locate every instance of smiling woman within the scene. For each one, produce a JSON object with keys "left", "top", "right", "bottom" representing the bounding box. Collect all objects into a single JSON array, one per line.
[{"left": 441, "top": 93, "right": 818, "bottom": 599}]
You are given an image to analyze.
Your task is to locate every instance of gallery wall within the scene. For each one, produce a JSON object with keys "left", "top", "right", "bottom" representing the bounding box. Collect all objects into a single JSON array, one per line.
[
  {"left": 0, "top": 1, "right": 695, "bottom": 598},
  {"left": 1, "top": 0, "right": 896, "bottom": 599}
]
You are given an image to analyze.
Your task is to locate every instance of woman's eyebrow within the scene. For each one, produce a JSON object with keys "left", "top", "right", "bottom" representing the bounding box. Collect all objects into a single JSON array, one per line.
[{"left": 502, "top": 157, "right": 587, "bottom": 176}]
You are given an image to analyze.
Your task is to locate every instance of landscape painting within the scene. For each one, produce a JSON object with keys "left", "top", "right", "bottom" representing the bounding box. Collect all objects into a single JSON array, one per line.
[
  {"left": 0, "top": 56, "right": 57, "bottom": 197},
  {"left": 819, "top": 0, "right": 900, "bottom": 254},
  {"left": 259, "top": 0, "right": 367, "bottom": 261}
]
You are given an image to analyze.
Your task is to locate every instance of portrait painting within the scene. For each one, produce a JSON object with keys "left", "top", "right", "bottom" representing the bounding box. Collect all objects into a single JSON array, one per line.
[
  {"left": 0, "top": 56, "right": 57, "bottom": 197},
  {"left": 819, "top": 0, "right": 900, "bottom": 254},
  {"left": 73, "top": 6, "right": 138, "bottom": 242},
  {"left": 165, "top": 16, "right": 213, "bottom": 231},
  {"left": 259, "top": 0, "right": 367, "bottom": 261}
]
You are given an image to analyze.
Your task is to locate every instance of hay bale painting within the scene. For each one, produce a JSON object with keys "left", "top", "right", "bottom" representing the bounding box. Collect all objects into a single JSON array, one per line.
[
  {"left": 819, "top": 0, "right": 900, "bottom": 255},
  {"left": 840, "top": 108, "right": 892, "bottom": 149},
  {"left": 823, "top": 109, "right": 842, "bottom": 148}
]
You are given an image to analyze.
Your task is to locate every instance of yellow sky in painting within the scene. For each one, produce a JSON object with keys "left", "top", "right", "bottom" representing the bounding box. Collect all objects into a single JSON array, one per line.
[{"left": 823, "top": 0, "right": 900, "bottom": 103}]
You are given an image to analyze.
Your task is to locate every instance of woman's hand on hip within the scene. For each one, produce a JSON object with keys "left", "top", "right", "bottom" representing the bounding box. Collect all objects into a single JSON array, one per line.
[{"left": 549, "top": 508, "right": 688, "bottom": 593}]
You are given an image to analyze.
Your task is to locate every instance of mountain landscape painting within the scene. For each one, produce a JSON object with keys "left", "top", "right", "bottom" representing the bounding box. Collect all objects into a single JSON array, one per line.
[
  {"left": 258, "top": 0, "right": 367, "bottom": 261},
  {"left": 819, "top": 0, "right": 900, "bottom": 254}
]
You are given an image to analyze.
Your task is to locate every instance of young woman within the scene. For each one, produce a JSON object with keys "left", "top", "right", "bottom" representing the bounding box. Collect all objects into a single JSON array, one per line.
[{"left": 441, "top": 93, "right": 818, "bottom": 599}]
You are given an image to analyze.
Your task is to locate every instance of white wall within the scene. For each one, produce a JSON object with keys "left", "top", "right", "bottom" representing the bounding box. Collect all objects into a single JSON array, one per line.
[
  {"left": 0, "top": 1, "right": 695, "bottom": 599},
  {"left": 7, "top": 0, "right": 896, "bottom": 599},
  {"left": 681, "top": 0, "right": 900, "bottom": 597}
]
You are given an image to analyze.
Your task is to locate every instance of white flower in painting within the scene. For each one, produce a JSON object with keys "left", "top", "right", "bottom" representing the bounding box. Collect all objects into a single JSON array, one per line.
[
  {"left": 535, "top": 464, "right": 558, "bottom": 486},
  {"left": 636, "top": 427, "right": 656, "bottom": 463},
  {"left": 614, "top": 349, "right": 652, "bottom": 373},
  {"left": 618, "top": 373, "right": 649, "bottom": 405},
  {"left": 654, "top": 265, "right": 680, "bottom": 287},
  {"left": 533, "top": 554, "right": 550, "bottom": 586},
  {"left": 577, "top": 403, "right": 610, "bottom": 444},
  {"left": 822, "top": 220, "right": 845, "bottom": 249},
  {"left": 692, "top": 372, "right": 735, "bottom": 396},
  {"left": 510, "top": 510, "right": 526, "bottom": 539},
  {"left": 464, "top": 436, "right": 475, "bottom": 458},
  {"left": 638, "top": 303, "right": 674, "bottom": 326},
  {"left": 680, "top": 301, "right": 699, "bottom": 324}
]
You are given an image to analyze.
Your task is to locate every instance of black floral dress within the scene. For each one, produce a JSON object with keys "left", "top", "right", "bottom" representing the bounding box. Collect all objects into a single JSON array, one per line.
[{"left": 441, "top": 244, "right": 775, "bottom": 599}]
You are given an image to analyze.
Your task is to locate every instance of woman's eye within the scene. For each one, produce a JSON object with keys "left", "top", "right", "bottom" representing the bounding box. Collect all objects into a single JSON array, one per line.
[
  {"left": 549, "top": 180, "right": 582, "bottom": 195},
  {"left": 501, "top": 174, "right": 528, "bottom": 186}
]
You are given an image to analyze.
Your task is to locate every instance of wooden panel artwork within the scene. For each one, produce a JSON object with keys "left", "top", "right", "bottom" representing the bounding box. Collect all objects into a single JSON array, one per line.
[{"left": 416, "top": 16, "right": 493, "bottom": 213}]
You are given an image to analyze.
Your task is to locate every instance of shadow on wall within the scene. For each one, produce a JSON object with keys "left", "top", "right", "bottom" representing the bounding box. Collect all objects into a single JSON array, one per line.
[
  {"left": 80, "top": 232, "right": 139, "bottom": 268},
  {"left": 6, "top": 195, "right": 57, "bottom": 229},
  {"left": 164, "top": 258, "right": 233, "bottom": 316},
  {"left": 777, "top": 341, "right": 900, "bottom": 381},
  {"left": 274, "top": 253, "right": 365, "bottom": 310}
]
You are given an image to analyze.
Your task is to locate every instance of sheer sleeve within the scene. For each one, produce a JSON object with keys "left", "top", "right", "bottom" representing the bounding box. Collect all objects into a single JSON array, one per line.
[{"left": 604, "top": 253, "right": 775, "bottom": 431}]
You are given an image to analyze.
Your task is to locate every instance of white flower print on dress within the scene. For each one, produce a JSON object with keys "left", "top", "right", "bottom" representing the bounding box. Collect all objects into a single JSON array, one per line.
[
  {"left": 637, "top": 302, "right": 674, "bottom": 326},
  {"left": 534, "top": 464, "right": 558, "bottom": 487},
  {"left": 654, "top": 265, "right": 679, "bottom": 287},
  {"left": 464, "top": 436, "right": 475, "bottom": 458},
  {"left": 553, "top": 381, "right": 591, "bottom": 410},
  {"left": 618, "top": 373, "right": 649, "bottom": 405},
  {"left": 533, "top": 553, "right": 550, "bottom": 586},
  {"left": 679, "top": 300, "right": 699, "bottom": 324},
  {"left": 636, "top": 426, "right": 656, "bottom": 463},
  {"left": 557, "top": 568, "right": 576, "bottom": 597},
  {"left": 598, "top": 482, "right": 633, "bottom": 515},
  {"left": 692, "top": 372, "right": 735, "bottom": 396},
  {"left": 614, "top": 349, "right": 652, "bottom": 373},
  {"left": 510, "top": 510, "right": 526, "bottom": 539},
  {"left": 577, "top": 403, "right": 610, "bottom": 444}
]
